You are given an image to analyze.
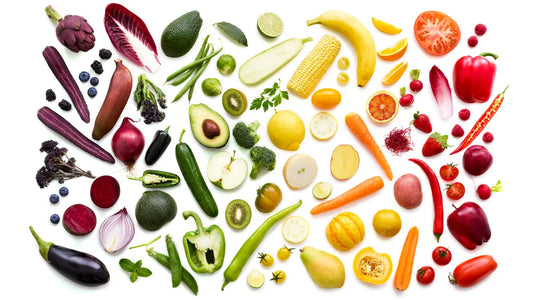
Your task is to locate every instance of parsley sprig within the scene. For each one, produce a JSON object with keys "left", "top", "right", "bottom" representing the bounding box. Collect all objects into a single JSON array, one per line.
[{"left": 250, "top": 79, "right": 289, "bottom": 112}]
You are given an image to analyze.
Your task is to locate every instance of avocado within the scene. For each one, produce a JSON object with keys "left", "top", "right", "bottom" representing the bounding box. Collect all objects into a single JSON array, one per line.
[
  {"left": 135, "top": 190, "right": 177, "bottom": 231},
  {"left": 161, "top": 11, "right": 203, "bottom": 58},
  {"left": 189, "top": 103, "right": 230, "bottom": 148}
]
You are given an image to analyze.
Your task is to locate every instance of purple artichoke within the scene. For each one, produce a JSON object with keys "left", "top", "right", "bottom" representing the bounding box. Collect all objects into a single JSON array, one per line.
[{"left": 45, "top": 5, "right": 95, "bottom": 52}]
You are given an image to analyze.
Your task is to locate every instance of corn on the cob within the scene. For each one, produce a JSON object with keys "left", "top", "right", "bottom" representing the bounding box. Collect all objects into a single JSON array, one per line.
[{"left": 287, "top": 34, "right": 341, "bottom": 98}]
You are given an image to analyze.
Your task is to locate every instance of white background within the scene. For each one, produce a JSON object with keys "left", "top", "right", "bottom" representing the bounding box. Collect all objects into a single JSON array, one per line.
[{"left": 2, "top": 0, "right": 532, "bottom": 298}]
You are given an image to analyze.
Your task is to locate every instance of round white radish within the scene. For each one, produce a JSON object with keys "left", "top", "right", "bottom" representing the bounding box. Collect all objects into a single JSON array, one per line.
[{"left": 283, "top": 153, "right": 318, "bottom": 190}]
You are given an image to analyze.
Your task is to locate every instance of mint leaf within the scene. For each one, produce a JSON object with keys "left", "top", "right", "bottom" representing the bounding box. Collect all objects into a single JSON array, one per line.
[{"left": 119, "top": 258, "right": 137, "bottom": 272}]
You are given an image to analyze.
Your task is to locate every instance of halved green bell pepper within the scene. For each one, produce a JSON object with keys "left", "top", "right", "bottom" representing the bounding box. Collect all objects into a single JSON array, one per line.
[{"left": 182, "top": 211, "right": 225, "bottom": 274}]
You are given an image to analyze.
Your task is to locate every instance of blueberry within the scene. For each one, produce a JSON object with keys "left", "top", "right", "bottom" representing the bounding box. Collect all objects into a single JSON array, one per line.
[
  {"left": 50, "top": 213, "right": 60, "bottom": 224},
  {"left": 90, "top": 77, "right": 99, "bottom": 86},
  {"left": 49, "top": 194, "right": 60, "bottom": 204},
  {"left": 79, "top": 71, "right": 90, "bottom": 82},
  {"left": 88, "top": 87, "right": 97, "bottom": 98},
  {"left": 59, "top": 186, "right": 69, "bottom": 196}
]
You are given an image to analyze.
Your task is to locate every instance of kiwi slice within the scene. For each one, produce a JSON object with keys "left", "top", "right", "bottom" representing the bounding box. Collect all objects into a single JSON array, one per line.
[
  {"left": 222, "top": 88, "right": 247, "bottom": 116},
  {"left": 225, "top": 199, "right": 252, "bottom": 230}
]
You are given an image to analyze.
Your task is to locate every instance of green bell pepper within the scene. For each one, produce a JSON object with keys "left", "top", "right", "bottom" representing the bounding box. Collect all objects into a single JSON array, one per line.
[{"left": 182, "top": 211, "right": 225, "bottom": 274}]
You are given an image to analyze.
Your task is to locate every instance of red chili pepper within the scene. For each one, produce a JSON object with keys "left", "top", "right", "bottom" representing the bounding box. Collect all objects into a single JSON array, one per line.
[
  {"left": 450, "top": 86, "right": 508, "bottom": 155},
  {"left": 408, "top": 158, "right": 443, "bottom": 242},
  {"left": 449, "top": 255, "right": 497, "bottom": 287},
  {"left": 453, "top": 52, "right": 498, "bottom": 103}
]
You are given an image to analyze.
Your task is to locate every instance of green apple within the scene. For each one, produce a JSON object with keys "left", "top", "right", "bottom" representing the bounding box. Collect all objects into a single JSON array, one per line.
[{"left": 207, "top": 151, "right": 248, "bottom": 190}]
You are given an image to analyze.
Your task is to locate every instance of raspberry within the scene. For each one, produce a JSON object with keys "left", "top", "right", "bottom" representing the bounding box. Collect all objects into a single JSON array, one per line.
[
  {"left": 58, "top": 99, "right": 72, "bottom": 111},
  {"left": 458, "top": 109, "right": 471, "bottom": 121},
  {"left": 451, "top": 124, "right": 464, "bottom": 137},
  {"left": 91, "top": 60, "right": 103, "bottom": 74},
  {"left": 482, "top": 132, "right": 494, "bottom": 143},
  {"left": 468, "top": 36, "right": 478, "bottom": 47},
  {"left": 475, "top": 24, "right": 487, "bottom": 36},
  {"left": 45, "top": 89, "right": 56, "bottom": 101},
  {"left": 99, "top": 48, "right": 112, "bottom": 59}
]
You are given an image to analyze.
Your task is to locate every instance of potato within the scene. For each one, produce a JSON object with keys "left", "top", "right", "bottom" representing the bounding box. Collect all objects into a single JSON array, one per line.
[
  {"left": 330, "top": 144, "right": 359, "bottom": 180},
  {"left": 393, "top": 173, "right": 423, "bottom": 209}
]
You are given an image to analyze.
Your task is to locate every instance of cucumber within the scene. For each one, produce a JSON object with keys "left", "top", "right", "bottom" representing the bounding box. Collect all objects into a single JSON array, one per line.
[
  {"left": 175, "top": 130, "right": 218, "bottom": 217},
  {"left": 239, "top": 37, "right": 312, "bottom": 85}
]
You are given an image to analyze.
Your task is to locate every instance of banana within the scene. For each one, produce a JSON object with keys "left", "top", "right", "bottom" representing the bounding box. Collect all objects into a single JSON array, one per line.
[{"left": 307, "top": 10, "right": 376, "bottom": 87}]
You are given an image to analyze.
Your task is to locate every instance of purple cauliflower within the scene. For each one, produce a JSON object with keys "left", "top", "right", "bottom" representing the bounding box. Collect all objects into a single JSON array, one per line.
[{"left": 45, "top": 5, "right": 95, "bottom": 52}]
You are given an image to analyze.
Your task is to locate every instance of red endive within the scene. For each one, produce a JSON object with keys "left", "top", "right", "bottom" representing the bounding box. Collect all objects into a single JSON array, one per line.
[
  {"left": 104, "top": 3, "right": 160, "bottom": 72},
  {"left": 429, "top": 65, "right": 453, "bottom": 119}
]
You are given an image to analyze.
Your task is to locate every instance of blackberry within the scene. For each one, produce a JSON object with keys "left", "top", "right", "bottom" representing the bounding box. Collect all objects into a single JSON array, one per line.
[
  {"left": 88, "top": 87, "right": 97, "bottom": 97},
  {"left": 91, "top": 60, "right": 103, "bottom": 74},
  {"left": 46, "top": 89, "right": 56, "bottom": 101},
  {"left": 99, "top": 48, "right": 112, "bottom": 59},
  {"left": 58, "top": 99, "right": 72, "bottom": 111},
  {"left": 90, "top": 77, "right": 99, "bottom": 86},
  {"left": 79, "top": 71, "right": 90, "bottom": 82}
]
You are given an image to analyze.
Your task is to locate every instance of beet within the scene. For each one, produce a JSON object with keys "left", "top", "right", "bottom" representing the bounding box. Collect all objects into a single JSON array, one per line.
[
  {"left": 91, "top": 175, "right": 120, "bottom": 208},
  {"left": 63, "top": 204, "right": 97, "bottom": 236}
]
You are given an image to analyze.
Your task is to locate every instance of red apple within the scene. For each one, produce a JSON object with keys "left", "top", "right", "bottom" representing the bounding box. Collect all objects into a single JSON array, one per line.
[{"left": 447, "top": 202, "right": 491, "bottom": 250}]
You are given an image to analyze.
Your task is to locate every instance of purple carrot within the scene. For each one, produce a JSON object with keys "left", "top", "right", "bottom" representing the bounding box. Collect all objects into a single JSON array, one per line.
[{"left": 429, "top": 65, "right": 453, "bottom": 119}]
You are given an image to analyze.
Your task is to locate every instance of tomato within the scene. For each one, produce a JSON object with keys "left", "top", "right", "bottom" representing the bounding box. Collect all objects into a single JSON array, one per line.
[
  {"left": 416, "top": 266, "right": 435, "bottom": 285},
  {"left": 432, "top": 246, "right": 452, "bottom": 265},
  {"left": 311, "top": 88, "right": 342, "bottom": 109},
  {"left": 414, "top": 11, "right": 461, "bottom": 56},
  {"left": 258, "top": 252, "right": 274, "bottom": 267},
  {"left": 439, "top": 163, "right": 459, "bottom": 181},
  {"left": 271, "top": 270, "right": 286, "bottom": 284},
  {"left": 277, "top": 245, "right": 294, "bottom": 261},
  {"left": 255, "top": 183, "right": 282, "bottom": 213},
  {"left": 449, "top": 255, "right": 497, "bottom": 287},
  {"left": 446, "top": 182, "right": 465, "bottom": 200}
]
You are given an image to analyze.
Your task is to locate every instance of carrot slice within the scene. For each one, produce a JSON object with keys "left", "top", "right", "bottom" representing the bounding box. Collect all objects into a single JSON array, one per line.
[
  {"left": 310, "top": 176, "right": 384, "bottom": 215},
  {"left": 345, "top": 113, "right": 393, "bottom": 180},
  {"left": 394, "top": 226, "right": 419, "bottom": 291}
]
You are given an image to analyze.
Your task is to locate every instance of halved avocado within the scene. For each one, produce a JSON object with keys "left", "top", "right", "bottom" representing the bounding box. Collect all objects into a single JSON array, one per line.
[{"left": 189, "top": 103, "right": 230, "bottom": 148}]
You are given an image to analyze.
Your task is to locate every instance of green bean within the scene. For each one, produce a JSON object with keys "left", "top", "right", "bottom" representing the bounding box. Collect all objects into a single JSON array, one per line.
[
  {"left": 168, "top": 42, "right": 211, "bottom": 86},
  {"left": 165, "top": 37, "right": 215, "bottom": 83},
  {"left": 221, "top": 199, "right": 302, "bottom": 290},
  {"left": 166, "top": 234, "right": 182, "bottom": 287},
  {"left": 146, "top": 248, "right": 199, "bottom": 295}
]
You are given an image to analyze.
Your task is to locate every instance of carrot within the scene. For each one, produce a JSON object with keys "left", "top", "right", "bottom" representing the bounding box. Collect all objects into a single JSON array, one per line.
[
  {"left": 310, "top": 176, "right": 384, "bottom": 215},
  {"left": 345, "top": 112, "right": 393, "bottom": 180},
  {"left": 394, "top": 226, "right": 419, "bottom": 291}
]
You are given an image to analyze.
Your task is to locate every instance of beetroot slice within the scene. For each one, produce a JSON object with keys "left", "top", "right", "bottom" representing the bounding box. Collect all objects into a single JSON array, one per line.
[
  {"left": 104, "top": 3, "right": 160, "bottom": 72},
  {"left": 63, "top": 204, "right": 97, "bottom": 236},
  {"left": 91, "top": 175, "right": 121, "bottom": 208}
]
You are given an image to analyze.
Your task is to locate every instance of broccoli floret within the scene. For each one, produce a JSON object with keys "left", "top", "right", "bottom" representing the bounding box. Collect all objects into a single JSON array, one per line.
[
  {"left": 249, "top": 146, "right": 276, "bottom": 179},
  {"left": 233, "top": 121, "right": 261, "bottom": 149}
]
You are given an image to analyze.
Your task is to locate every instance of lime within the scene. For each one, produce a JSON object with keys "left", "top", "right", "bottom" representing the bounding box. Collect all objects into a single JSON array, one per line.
[
  {"left": 281, "top": 216, "right": 309, "bottom": 244},
  {"left": 257, "top": 12, "right": 283, "bottom": 38},
  {"left": 247, "top": 269, "right": 265, "bottom": 288},
  {"left": 312, "top": 182, "right": 332, "bottom": 200}
]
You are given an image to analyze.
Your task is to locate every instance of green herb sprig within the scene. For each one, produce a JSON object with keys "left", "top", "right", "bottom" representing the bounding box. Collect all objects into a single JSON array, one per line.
[
  {"left": 119, "top": 258, "right": 152, "bottom": 283},
  {"left": 250, "top": 79, "right": 289, "bottom": 112}
]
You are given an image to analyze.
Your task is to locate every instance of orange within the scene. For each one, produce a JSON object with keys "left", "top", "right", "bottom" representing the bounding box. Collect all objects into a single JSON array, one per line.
[
  {"left": 381, "top": 61, "right": 408, "bottom": 85},
  {"left": 366, "top": 90, "right": 399, "bottom": 123},
  {"left": 372, "top": 17, "right": 402, "bottom": 34},
  {"left": 377, "top": 38, "right": 408, "bottom": 61}
]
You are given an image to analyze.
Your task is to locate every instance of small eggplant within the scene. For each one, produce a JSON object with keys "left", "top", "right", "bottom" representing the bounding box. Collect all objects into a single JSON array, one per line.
[
  {"left": 29, "top": 226, "right": 110, "bottom": 286},
  {"left": 145, "top": 126, "right": 172, "bottom": 165}
]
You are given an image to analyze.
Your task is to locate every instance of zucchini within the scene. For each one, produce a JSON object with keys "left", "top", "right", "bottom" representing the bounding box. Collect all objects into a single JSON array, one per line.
[
  {"left": 175, "top": 129, "right": 218, "bottom": 217},
  {"left": 238, "top": 37, "right": 312, "bottom": 85}
]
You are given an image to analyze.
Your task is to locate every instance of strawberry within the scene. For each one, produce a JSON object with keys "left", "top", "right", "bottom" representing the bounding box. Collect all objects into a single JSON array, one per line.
[
  {"left": 422, "top": 132, "right": 452, "bottom": 156},
  {"left": 411, "top": 111, "right": 432, "bottom": 133}
]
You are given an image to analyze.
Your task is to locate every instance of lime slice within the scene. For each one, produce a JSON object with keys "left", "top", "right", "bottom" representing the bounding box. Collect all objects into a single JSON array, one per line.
[
  {"left": 281, "top": 216, "right": 309, "bottom": 244},
  {"left": 310, "top": 112, "right": 338, "bottom": 140},
  {"left": 257, "top": 12, "right": 283, "bottom": 38},
  {"left": 312, "top": 182, "right": 332, "bottom": 200},
  {"left": 247, "top": 269, "right": 265, "bottom": 288}
]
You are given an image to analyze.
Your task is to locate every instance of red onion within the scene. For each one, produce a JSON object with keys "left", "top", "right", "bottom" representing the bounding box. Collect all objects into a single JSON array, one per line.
[
  {"left": 99, "top": 207, "right": 135, "bottom": 253},
  {"left": 111, "top": 117, "right": 145, "bottom": 169}
]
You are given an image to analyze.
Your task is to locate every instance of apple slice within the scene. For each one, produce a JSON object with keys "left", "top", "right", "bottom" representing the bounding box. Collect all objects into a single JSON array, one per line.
[
  {"left": 283, "top": 153, "right": 318, "bottom": 190},
  {"left": 207, "top": 151, "right": 248, "bottom": 190}
]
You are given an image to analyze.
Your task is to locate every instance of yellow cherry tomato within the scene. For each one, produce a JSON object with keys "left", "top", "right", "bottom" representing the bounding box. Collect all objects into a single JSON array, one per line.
[
  {"left": 258, "top": 252, "right": 274, "bottom": 267},
  {"left": 271, "top": 270, "right": 286, "bottom": 284},
  {"left": 277, "top": 245, "right": 294, "bottom": 260}
]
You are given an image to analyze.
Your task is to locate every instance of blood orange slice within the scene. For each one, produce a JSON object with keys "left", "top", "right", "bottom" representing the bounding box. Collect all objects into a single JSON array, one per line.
[{"left": 366, "top": 90, "right": 399, "bottom": 123}]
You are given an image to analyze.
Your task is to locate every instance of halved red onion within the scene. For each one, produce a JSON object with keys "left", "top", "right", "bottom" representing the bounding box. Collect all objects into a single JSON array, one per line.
[{"left": 99, "top": 207, "right": 135, "bottom": 253}]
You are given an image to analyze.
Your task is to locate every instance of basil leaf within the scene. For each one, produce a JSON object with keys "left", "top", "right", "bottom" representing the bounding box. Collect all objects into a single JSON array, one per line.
[
  {"left": 119, "top": 258, "right": 137, "bottom": 272},
  {"left": 137, "top": 267, "right": 153, "bottom": 277},
  {"left": 130, "top": 271, "right": 138, "bottom": 283},
  {"left": 214, "top": 22, "right": 248, "bottom": 46}
]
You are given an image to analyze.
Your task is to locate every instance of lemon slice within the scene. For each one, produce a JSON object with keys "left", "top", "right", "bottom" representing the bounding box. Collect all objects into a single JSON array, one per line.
[
  {"left": 372, "top": 17, "right": 402, "bottom": 34},
  {"left": 282, "top": 216, "right": 309, "bottom": 244},
  {"left": 382, "top": 61, "right": 408, "bottom": 86},
  {"left": 312, "top": 182, "right": 332, "bottom": 200},
  {"left": 377, "top": 38, "right": 408, "bottom": 61},
  {"left": 257, "top": 13, "right": 284, "bottom": 38},
  {"left": 310, "top": 112, "right": 338, "bottom": 140}
]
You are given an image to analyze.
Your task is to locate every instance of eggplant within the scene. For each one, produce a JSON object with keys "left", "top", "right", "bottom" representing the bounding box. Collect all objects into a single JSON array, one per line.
[{"left": 29, "top": 226, "right": 110, "bottom": 286}]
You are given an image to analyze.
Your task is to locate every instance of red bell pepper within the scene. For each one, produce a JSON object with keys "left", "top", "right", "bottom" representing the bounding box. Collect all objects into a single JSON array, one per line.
[{"left": 453, "top": 52, "right": 498, "bottom": 103}]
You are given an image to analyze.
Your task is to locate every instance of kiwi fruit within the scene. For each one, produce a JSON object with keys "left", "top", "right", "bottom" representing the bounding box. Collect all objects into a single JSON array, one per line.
[
  {"left": 222, "top": 88, "right": 247, "bottom": 116},
  {"left": 225, "top": 199, "right": 252, "bottom": 230}
]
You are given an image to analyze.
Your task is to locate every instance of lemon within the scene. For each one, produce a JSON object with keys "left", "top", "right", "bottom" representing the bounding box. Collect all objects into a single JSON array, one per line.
[
  {"left": 310, "top": 112, "right": 337, "bottom": 140},
  {"left": 267, "top": 110, "right": 305, "bottom": 151},
  {"left": 282, "top": 216, "right": 309, "bottom": 244},
  {"left": 372, "top": 209, "right": 402, "bottom": 237}
]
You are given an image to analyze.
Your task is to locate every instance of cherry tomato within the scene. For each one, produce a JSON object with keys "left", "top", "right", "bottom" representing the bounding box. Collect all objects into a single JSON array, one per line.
[
  {"left": 439, "top": 163, "right": 459, "bottom": 181},
  {"left": 255, "top": 183, "right": 282, "bottom": 213},
  {"left": 432, "top": 246, "right": 452, "bottom": 265},
  {"left": 277, "top": 245, "right": 294, "bottom": 260},
  {"left": 258, "top": 252, "right": 274, "bottom": 267},
  {"left": 446, "top": 182, "right": 465, "bottom": 200},
  {"left": 449, "top": 255, "right": 497, "bottom": 287},
  {"left": 416, "top": 266, "right": 435, "bottom": 285},
  {"left": 414, "top": 11, "right": 461, "bottom": 56},
  {"left": 271, "top": 270, "right": 286, "bottom": 284}
]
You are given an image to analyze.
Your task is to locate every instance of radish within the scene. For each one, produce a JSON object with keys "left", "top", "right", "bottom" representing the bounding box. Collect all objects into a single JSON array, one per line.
[
  {"left": 477, "top": 180, "right": 502, "bottom": 200},
  {"left": 111, "top": 117, "right": 145, "bottom": 169}
]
